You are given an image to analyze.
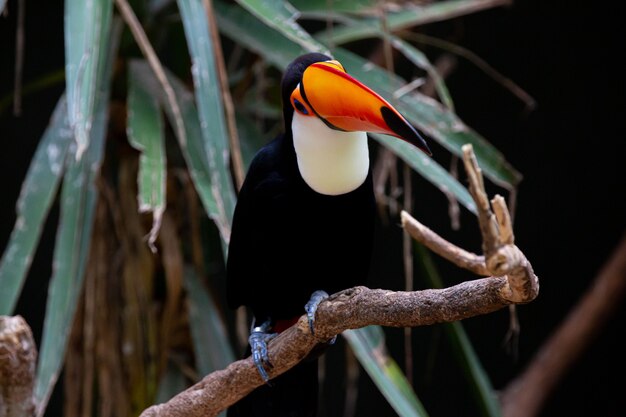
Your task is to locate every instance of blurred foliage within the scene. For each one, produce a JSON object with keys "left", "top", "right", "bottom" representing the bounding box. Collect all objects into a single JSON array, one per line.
[{"left": 0, "top": 0, "right": 525, "bottom": 416}]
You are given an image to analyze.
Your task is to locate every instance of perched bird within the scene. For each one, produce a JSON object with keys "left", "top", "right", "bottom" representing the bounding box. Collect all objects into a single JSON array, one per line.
[{"left": 226, "top": 52, "right": 431, "bottom": 417}]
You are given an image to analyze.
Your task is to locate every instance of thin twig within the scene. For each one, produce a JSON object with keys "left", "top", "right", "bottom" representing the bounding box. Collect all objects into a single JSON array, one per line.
[
  {"left": 463, "top": 145, "right": 501, "bottom": 257},
  {"left": 402, "top": 32, "right": 536, "bottom": 112},
  {"left": 114, "top": 0, "right": 187, "bottom": 147},
  {"left": 343, "top": 346, "right": 359, "bottom": 417},
  {"left": 392, "top": 77, "right": 425, "bottom": 99},
  {"left": 202, "top": 0, "right": 245, "bottom": 190},
  {"left": 82, "top": 237, "right": 97, "bottom": 417},
  {"left": 503, "top": 304, "right": 520, "bottom": 360},
  {"left": 379, "top": 3, "right": 394, "bottom": 77},
  {"left": 401, "top": 211, "right": 490, "bottom": 276},
  {"left": 372, "top": 147, "right": 400, "bottom": 223},
  {"left": 325, "top": 0, "right": 334, "bottom": 51},
  {"left": 418, "top": 53, "right": 462, "bottom": 230},
  {"left": 507, "top": 186, "right": 518, "bottom": 225},
  {"left": 446, "top": 155, "right": 461, "bottom": 230},
  {"left": 492, "top": 195, "right": 514, "bottom": 245},
  {"left": 12, "top": 0, "right": 25, "bottom": 116},
  {"left": 420, "top": 53, "right": 456, "bottom": 100}
]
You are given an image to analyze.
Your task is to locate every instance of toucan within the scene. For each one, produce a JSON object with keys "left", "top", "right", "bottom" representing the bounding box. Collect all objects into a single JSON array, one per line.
[{"left": 225, "top": 53, "right": 431, "bottom": 417}]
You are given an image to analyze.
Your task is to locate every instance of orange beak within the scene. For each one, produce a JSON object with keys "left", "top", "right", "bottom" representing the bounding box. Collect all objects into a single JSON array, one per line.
[{"left": 291, "top": 60, "right": 431, "bottom": 156}]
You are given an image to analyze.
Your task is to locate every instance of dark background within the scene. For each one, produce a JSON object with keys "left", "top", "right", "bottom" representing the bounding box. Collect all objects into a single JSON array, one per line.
[{"left": 1, "top": 1, "right": 625, "bottom": 416}]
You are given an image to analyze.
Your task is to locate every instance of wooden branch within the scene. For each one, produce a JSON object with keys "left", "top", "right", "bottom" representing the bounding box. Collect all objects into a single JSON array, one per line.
[
  {"left": 139, "top": 144, "right": 539, "bottom": 417},
  {"left": 0, "top": 315, "right": 37, "bottom": 417},
  {"left": 140, "top": 276, "right": 535, "bottom": 417},
  {"left": 401, "top": 212, "right": 489, "bottom": 276},
  {"left": 403, "top": 144, "right": 539, "bottom": 303}
]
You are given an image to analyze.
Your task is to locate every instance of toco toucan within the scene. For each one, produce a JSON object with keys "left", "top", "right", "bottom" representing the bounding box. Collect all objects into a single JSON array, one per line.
[{"left": 226, "top": 53, "right": 431, "bottom": 417}]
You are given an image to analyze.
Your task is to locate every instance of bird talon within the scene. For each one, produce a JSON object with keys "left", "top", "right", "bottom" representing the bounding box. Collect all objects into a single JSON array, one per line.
[
  {"left": 305, "top": 290, "right": 329, "bottom": 336},
  {"left": 249, "top": 320, "right": 277, "bottom": 383}
]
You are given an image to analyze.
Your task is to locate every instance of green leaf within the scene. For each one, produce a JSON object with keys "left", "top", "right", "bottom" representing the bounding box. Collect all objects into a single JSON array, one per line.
[
  {"left": 184, "top": 266, "right": 236, "bottom": 376},
  {"left": 344, "top": 326, "right": 429, "bottom": 417},
  {"left": 316, "top": 0, "right": 511, "bottom": 45},
  {"left": 0, "top": 97, "right": 72, "bottom": 315},
  {"left": 446, "top": 321, "right": 503, "bottom": 417},
  {"left": 397, "top": 94, "right": 520, "bottom": 188},
  {"left": 386, "top": 34, "right": 454, "bottom": 110},
  {"left": 415, "top": 243, "right": 503, "bottom": 417},
  {"left": 127, "top": 61, "right": 167, "bottom": 250},
  {"left": 34, "top": 17, "right": 119, "bottom": 415},
  {"left": 215, "top": 0, "right": 305, "bottom": 69},
  {"left": 149, "top": 0, "right": 174, "bottom": 15},
  {"left": 302, "top": 7, "right": 454, "bottom": 110},
  {"left": 156, "top": 359, "right": 190, "bottom": 404},
  {"left": 291, "top": 0, "right": 377, "bottom": 14},
  {"left": 332, "top": 49, "right": 522, "bottom": 188},
  {"left": 177, "top": 0, "right": 237, "bottom": 243},
  {"left": 304, "top": 14, "right": 455, "bottom": 110},
  {"left": 372, "top": 134, "right": 476, "bottom": 214},
  {"left": 214, "top": 1, "right": 521, "bottom": 189},
  {"left": 0, "top": 69, "right": 66, "bottom": 116},
  {"left": 128, "top": 60, "right": 225, "bottom": 249},
  {"left": 64, "top": 0, "right": 113, "bottom": 159},
  {"left": 37, "top": 161, "right": 99, "bottom": 408},
  {"left": 235, "top": 114, "right": 273, "bottom": 172},
  {"left": 233, "top": 0, "right": 327, "bottom": 54}
]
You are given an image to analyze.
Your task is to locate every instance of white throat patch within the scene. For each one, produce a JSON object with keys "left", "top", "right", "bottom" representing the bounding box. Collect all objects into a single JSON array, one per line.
[{"left": 292, "top": 113, "right": 369, "bottom": 196}]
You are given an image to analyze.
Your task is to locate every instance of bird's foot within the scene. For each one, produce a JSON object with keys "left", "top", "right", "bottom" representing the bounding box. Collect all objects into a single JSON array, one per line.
[
  {"left": 304, "top": 290, "right": 335, "bottom": 344},
  {"left": 249, "top": 320, "right": 277, "bottom": 383}
]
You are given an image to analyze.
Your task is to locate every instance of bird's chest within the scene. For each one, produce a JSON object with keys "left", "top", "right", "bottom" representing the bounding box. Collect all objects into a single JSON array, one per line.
[{"left": 266, "top": 175, "right": 375, "bottom": 290}]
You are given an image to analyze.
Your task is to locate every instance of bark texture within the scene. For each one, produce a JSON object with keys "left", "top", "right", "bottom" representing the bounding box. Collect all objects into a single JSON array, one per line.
[{"left": 0, "top": 315, "right": 36, "bottom": 417}]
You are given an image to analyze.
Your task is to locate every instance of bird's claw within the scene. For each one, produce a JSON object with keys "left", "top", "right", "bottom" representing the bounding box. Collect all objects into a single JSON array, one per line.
[
  {"left": 249, "top": 321, "right": 277, "bottom": 383},
  {"left": 305, "top": 290, "right": 329, "bottom": 337}
]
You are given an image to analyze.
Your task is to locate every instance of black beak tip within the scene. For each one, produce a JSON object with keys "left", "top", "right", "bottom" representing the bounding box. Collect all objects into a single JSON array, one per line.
[
  {"left": 380, "top": 106, "right": 432, "bottom": 157},
  {"left": 416, "top": 134, "right": 432, "bottom": 157}
]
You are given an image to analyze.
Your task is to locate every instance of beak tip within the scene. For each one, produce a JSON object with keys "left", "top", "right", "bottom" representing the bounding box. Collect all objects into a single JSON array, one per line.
[
  {"left": 418, "top": 137, "right": 432, "bottom": 157},
  {"left": 380, "top": 106, "right": 431, "bottom": 156}
]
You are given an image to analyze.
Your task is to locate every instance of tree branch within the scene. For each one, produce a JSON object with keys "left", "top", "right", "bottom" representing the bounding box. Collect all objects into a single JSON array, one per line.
[
  {"left": 401, "top": 212, "right": 489, "bottom": 276},
  {"left": 402, "top": 144, "right": 539, "bottom": 303},
  {"left": 141, "top": 276, "right": 536, "bottom": 417},
  {"left": 139, "top": 144, "right": 539, "bottom": 417},
  {"left": 0, "top": 315, "right": 37, "bottom": 417}
]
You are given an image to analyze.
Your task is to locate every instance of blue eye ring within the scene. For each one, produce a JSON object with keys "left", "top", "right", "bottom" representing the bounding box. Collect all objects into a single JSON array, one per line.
[{"left": 293, "top": 98, "right": 309, "bottom": 115}]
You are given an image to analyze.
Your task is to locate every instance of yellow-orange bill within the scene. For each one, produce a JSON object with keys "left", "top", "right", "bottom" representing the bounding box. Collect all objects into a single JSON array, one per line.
[{"left": 296, "top": 61, "right": 431, "bottom": 156}]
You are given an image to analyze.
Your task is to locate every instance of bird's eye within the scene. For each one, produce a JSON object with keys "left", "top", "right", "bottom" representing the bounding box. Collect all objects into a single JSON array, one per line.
[{"left": 293, "top": 98, "right": 309, "bottom": 115}]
